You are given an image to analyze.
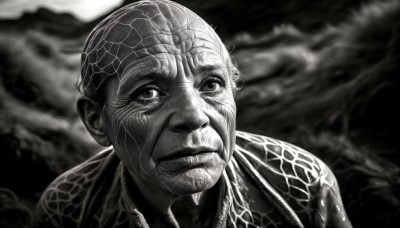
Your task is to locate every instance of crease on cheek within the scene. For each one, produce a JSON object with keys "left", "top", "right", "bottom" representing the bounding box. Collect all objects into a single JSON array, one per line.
[
  {"left": 204, "top": 94, "right": 236, "bottom": 158},
  {"left": 130, "top": 113, "right": 150, "bottom": 174},
  {"left": 110, "top": 103, "right": 151, "bottom": 175},
  {"left": 210, "top": 92, "right": 237, "bottom": 124},
  {"left": 136, "top": 107, "right": 172, "bottom": 175}
]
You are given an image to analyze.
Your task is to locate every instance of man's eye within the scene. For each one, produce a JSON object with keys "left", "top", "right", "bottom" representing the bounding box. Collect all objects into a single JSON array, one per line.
[
  {"left": 136, "top": 88, "right": 162, "bottom": 101},
  {"left": 200, "top": 80, "right": 223, "bottom": 92}
]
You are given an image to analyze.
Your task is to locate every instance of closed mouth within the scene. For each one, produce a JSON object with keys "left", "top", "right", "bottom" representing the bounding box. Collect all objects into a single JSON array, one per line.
[{"left": 159, "top": 147, "right": 216, "bottom": 162}]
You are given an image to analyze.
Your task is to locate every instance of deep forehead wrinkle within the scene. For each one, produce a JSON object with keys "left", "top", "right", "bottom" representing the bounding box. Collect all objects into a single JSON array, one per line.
[{"left": 117, "top": 30, "right": 223, "bottom": 65}]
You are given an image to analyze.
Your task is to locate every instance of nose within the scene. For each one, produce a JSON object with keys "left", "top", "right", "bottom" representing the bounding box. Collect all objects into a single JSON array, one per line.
[{"left": 169, "top": 91, "right": 210, "bottom": 133}]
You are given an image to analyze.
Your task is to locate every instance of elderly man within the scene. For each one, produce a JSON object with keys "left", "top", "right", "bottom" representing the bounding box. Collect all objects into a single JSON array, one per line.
[{"left": 35, "top": 0, "right": 352, "bottom": 227}]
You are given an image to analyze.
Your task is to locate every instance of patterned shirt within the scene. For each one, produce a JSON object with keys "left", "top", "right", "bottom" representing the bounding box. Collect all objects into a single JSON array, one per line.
[{"left": 35, "top": 131, "right": 352, "bottom": 228}]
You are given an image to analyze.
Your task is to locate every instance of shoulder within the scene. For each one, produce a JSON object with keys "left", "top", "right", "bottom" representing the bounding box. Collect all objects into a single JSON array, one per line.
[
  {"left": 235, "top": 130, "right": 328, "bottom": 186},
  {"left": 234, "top": 131, "right": 351, "bottom": 227},
  {"left": 35, "top": 148, "right": 117, "bottom": 227},
  {"left": 234, "top": 130, "right": 338, "bottom": 203}
]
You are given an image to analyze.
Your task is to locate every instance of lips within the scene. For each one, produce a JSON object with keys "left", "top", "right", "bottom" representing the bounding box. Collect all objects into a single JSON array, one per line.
[
  {"left": 158, "top": 147, "right": 216, "bottom": 162},
  {"left": 156, "top": 147, "right": 221, "bottom": 174}
]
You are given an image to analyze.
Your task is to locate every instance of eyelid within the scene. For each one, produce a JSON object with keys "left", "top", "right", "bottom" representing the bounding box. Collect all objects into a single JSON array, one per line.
[
  {"left": 131, "top": 83, "right": 164, "bottom": 100},
  {"left": 201, "top": 74, "right": 226, "bottom": 87},
  {"left": 198, "top": 75, "right": 226, "bottom": 95}
]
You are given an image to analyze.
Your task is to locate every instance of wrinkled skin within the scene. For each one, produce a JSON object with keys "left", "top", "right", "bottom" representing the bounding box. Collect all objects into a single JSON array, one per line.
[
  {"left": 103, "top": 29, "right": 237, "bottom": 195},
  {"left": 102, "top": 3, "right": 236, "bottom": 195},
  {"left": 79, "top": 0, "right": 237, "bottom": 226}
]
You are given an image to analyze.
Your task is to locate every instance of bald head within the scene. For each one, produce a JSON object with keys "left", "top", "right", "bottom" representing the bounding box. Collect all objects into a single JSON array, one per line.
[
  {"left": 80, "top": 0, "right": 237, "bottom": 102},
  {"left": 77, "top": 0, "right": 238, "bottom": 197}
]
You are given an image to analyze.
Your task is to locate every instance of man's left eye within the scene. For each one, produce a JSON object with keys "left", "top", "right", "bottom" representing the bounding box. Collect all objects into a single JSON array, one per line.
[{"left": 200, "top": 80, "right": 223, "bottom": 92}]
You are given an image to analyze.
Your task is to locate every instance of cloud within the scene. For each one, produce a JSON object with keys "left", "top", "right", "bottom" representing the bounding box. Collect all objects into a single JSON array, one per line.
[{"left": 0, "top": 0, "right": 123, "bottom": 21}]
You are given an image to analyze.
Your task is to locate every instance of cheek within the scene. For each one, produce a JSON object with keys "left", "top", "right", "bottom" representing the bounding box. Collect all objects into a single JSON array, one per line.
[
  {"left": 205, "top": 92, "right": 237, "bottom": 159},
  {"left": 109, "top": 105, "right": 152, "bottom": 173}
]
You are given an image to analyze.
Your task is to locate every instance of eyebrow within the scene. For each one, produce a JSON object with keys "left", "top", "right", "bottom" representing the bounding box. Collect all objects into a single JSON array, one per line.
[{"left": 197, "top": 64, "right": 225, "bottom": 74}]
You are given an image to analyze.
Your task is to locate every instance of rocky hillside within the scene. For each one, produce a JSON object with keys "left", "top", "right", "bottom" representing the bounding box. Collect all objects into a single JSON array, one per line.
[
  {"left": 234, "top": 1, "right": 400, "bottom": 227},
  {"left": 0, "top": 8, "right": 103, "bottom": 227},
  {"left": 0, "top": 0, "right": 399, "bottom": 227}
]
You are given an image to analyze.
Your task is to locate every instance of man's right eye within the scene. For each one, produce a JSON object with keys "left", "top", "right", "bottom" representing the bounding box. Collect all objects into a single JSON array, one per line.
[{"left": 134, "top": 87, "right": 163, "bottom": 102}]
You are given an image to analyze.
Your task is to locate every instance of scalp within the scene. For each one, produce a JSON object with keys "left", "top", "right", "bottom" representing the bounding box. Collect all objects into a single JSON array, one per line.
[{"left": 79, "top": 0, "right": 230, "bottom": 100}]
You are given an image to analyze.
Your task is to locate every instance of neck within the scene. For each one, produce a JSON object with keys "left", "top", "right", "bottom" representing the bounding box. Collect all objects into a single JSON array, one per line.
[{"left": 127, "top": 171, "right": 219, "bottom": 228}]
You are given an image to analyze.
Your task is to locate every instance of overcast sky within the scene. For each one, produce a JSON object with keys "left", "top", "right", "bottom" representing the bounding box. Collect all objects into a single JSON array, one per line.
[{"left": 0, "top": 0, "right": 123, "bottom": 21}]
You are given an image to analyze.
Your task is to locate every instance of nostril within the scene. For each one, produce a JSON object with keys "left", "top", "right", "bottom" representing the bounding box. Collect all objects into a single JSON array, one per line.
[{"left": 173, "top": 124, "right": 191, "bottom": 133}]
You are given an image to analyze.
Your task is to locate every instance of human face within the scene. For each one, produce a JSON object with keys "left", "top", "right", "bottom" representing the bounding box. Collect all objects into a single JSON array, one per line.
[{"left": 102, "top": 26, "right": 236, "bottom": 196}]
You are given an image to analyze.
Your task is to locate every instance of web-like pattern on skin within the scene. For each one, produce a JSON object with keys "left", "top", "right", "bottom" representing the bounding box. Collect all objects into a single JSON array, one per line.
[
  {"left": 35, "top": 131, "right": 351, "bottom": 228},
  {"left": 80, "top": 0, "right": 226, "bottom": 98},
  {"left": 80, "top": 0, "right": 237, "bottom": 199}
]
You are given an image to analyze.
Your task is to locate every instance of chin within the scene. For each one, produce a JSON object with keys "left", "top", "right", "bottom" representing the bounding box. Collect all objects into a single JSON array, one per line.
[{"left": 162, "top": 167, "right": 223, "bottom": 195}]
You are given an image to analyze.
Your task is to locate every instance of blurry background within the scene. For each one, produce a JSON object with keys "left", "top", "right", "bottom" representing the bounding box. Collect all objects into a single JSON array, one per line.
[{"left": 0, "top": 0, "right": 399, "bottom": 227}]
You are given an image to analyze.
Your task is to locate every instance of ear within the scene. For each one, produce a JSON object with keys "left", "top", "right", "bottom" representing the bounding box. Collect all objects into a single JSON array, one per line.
[{"left": 77, "top": 96, "right": 111, "bottom": 147}]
